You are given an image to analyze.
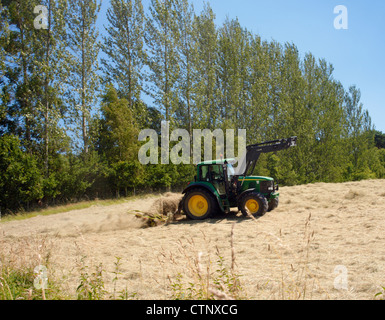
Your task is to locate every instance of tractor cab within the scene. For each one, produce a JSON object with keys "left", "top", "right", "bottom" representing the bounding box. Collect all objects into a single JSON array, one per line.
[{"left": 197, "top": 160, "right": 233, "bottom": 196}]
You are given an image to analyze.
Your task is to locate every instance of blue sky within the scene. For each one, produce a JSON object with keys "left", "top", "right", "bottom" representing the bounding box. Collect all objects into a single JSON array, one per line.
[{"left": 99, "top": 0, "right": 385, "bottom": 132}]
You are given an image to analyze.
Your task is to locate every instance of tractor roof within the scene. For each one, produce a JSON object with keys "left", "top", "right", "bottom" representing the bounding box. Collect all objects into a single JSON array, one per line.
[{"left": 198, "top": 158, "right": 236, "bottom": 166}]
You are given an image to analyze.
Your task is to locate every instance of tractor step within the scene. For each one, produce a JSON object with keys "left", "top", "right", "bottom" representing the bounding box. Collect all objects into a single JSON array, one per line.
[{"left": 220, "top": 197, "right": 231, "bottom": 214}]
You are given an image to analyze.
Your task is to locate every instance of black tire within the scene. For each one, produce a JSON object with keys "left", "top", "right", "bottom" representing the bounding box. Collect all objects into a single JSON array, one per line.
[
  {"left": 268, "top": 197, "right": 279, "bottom": 212},
  {"left": 239, "top": 192, "right": 268, "bottom": 217},
  {"left": 183, "top": 188, "right": 217, "bottom": 220}
]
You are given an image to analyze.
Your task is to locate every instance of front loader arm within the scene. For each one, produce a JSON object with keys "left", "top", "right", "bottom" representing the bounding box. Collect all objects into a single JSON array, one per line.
[{"left": 235, "top": 137, "right": 297, "bottom": 177}]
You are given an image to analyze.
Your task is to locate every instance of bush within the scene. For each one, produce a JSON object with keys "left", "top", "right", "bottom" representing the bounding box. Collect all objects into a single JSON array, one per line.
[{"left": 0, "top": 135, "right": 43, "bottom": 213}]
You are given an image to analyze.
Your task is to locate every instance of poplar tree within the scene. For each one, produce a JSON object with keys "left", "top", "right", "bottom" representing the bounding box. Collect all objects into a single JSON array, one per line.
[
  {"left": 193, "top": 3, "right": 218, "bottom": 129},
  {"left": 274, "top": 43, "right": 306, "bottom": 183},
  {"left": 0, "top": 2, "right": 9, "bottom": 130},
  {"left": 35, "top": 0, "right": 70, "bottom": 175},
  {"left": 1, "top": 0, "right": 39, "bottom": 151},
  {"left": 173, "top": 0, "right": 196, "bottom": 132},
  {"left": 101, "top": 0, "right": 145, "bottom": 118},
  {"left": 266, "top": 41, "right": 283, "bottom": 139},
  {"left": 67, "top": 0, "right": 101, "bottom": 154},
  {"left": 248, "top": 36, "right": 271, "bottom": 142},
  {"left": 0, "top": 2, "right": 9, "bottom": 79},
  {"left": 312, "top": 60, "right": 346, "bottom": 182},
  {"left": 344, "top": 85, "right": 375, "bottom": 179},
  {"left": 145, "top": 0, "right": 180, "bottom": 124},
  {"left": 217, "top": 18, "right": 251, "bottom": 129}
]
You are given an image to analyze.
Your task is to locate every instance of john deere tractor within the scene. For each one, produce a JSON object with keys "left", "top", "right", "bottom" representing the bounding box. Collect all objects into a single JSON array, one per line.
[{"left": 180, "top": 137, "right": 297, "bottom": 220}]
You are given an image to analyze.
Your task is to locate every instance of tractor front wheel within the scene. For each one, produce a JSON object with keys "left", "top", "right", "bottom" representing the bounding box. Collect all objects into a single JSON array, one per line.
[
  {"left": 268, "top": 197, "right": 279, "bottom": 212},
  {"left": 183, "top": 188, "right": 217, "bottom": 220},
  {"left": 240, "top": 192, "right": 268, "bottom": 218}
]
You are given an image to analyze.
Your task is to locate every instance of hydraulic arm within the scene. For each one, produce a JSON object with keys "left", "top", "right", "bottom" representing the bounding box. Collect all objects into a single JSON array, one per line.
[{"left": 235, "top": 137, "right": 297, "bottom": 177}]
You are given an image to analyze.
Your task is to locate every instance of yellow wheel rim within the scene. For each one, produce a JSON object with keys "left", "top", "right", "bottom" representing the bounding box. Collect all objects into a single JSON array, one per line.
[
  {"left": 188, "top": 195, "right": 209, "bottom": 217},
  {"left": 245, "top": 199, "right": 260, "bottom": 214}
]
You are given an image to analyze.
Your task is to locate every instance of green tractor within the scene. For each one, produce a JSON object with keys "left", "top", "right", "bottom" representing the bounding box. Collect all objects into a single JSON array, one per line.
[{"left": 180, "top": 137, "right": 297, "bottom": 220}]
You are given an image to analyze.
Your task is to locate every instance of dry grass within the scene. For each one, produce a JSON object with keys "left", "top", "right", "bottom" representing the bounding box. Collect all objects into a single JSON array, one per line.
[
  {"left": 0, "top": 235, "right": 62, "bottom": 300},
  {"left": 1, "top": 180, "right": 385, "bottom": 300},
  {"left": 246, "top": 210, "right": 326, "bottom": 299},
  {"left": 158, "top": 224, "right": 245, "bottom": 300}
]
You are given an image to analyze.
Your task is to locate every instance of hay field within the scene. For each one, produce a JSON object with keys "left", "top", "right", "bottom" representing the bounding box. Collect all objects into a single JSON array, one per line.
[{"left": 1, "top": 180, "right": 385, "bottom": 300}]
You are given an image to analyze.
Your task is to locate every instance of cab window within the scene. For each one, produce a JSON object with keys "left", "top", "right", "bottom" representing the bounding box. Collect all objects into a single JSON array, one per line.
[
  {"left": 199, "top": 165, "right": 210, "bottom": 182},
  {"left": 210, "top": 165, "right": 224, "bottom": 181},
  {"left": 199, "top": 165, "right": 224, "bottom": 182}
]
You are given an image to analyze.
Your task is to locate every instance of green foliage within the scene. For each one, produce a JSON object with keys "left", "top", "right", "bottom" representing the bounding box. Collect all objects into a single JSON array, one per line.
[
  {"left": 110, "top": 160, "right": 142, "bottom": 196},
  {"left": 1, "top": 0, "right": 385, "bottom": 214},
  {"left": 76, "top": 258, "right": 106, "bottom": 300},
  {"left": 0, "top": 268, "right": 35, "bottom": 300},
  {"left": 97, "top": 85, "right": 143, "bottom": 196},
  {"left": 0, "top": 266, "right": 62, "bottom": 300},
  {"left": 98, "top": 85, "right": 140, "bottom": 162},
  {"left": 0, "top": 135, "right": 43, "bottom": 212},
  {"left": 377, "top": 149, "right": 385, "bottom": 177},
  {"left": 375, "top": 131, "right": 385, "bottom": 149}
]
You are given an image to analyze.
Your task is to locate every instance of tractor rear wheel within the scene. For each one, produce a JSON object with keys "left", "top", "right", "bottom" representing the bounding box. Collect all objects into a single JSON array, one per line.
[
  {"left": 183, "top": 188, "right": 217, "bottom": 220},
  {"left": 240, "top": 192, "right": 268, "bottom": 217}
]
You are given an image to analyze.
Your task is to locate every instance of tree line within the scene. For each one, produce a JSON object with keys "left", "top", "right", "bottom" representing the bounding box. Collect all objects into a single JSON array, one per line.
[{"left": 1, "top": 0, "right": 384, "bottom": 213}]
